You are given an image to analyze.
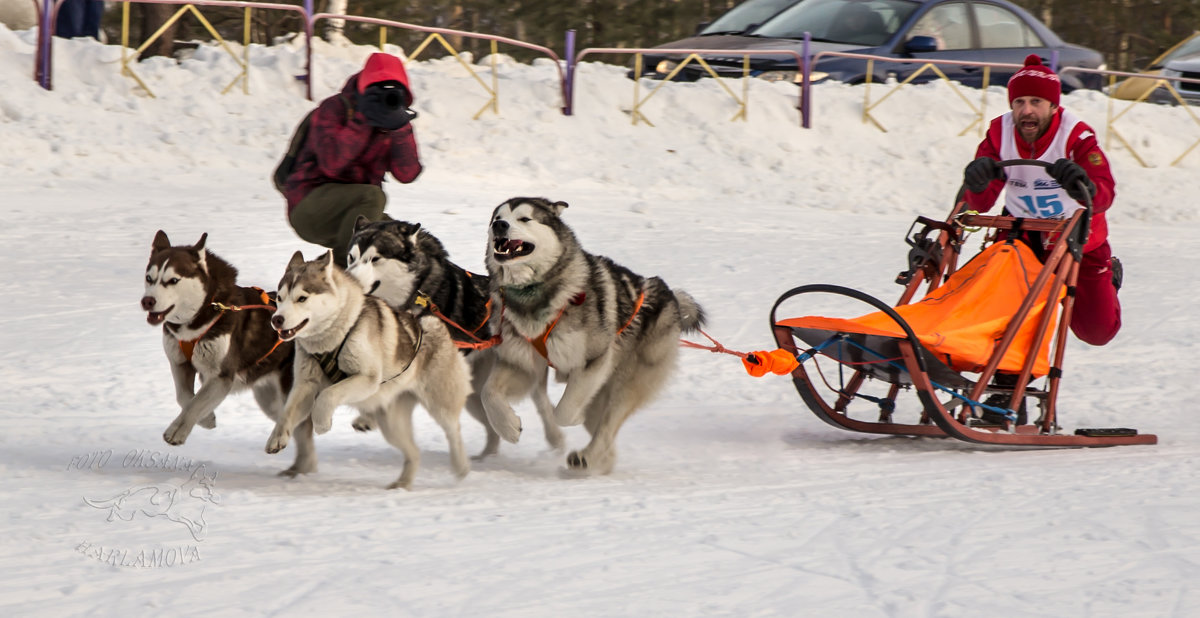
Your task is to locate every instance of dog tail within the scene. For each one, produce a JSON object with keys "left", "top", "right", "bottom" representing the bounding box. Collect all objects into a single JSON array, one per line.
[{"left": 673, "top": 291, "right": 706, "bottom": 334}]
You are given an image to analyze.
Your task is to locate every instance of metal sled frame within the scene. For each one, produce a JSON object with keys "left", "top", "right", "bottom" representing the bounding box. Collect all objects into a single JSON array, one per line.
[{"left": 770, "top": 160, "right": 1156, "bottom": 447}]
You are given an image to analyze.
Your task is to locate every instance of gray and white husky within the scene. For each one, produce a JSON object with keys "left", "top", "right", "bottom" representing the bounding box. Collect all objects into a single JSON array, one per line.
[
  {"left": 346, "top": 217, "right": 563, "bottom": 457},
  {"left": 265, "top": 250, "right": 472, "bottom": 489},
  {"left": 483, "top": 197, "right": 706, "bottom": 475},
  {"left": 141, "top": 231, "right": 304, "bottom": 475}
]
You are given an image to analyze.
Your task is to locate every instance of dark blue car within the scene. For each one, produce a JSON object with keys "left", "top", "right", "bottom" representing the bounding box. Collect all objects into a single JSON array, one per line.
[{"left": 639, "top": 0, "right": 1105, "bottom": 92}]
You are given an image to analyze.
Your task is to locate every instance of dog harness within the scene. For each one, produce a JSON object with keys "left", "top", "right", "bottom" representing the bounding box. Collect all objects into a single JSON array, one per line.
[
  {"left": 528, "top": 292, "right": 587, "bottom": 362},
  {"left": 524, "top": 289, "right": 646, "bottom": 367},
  {"left": 413, "top": 291, "right": 499, "bottom": 351},
  {"left": 310, "top": 313, "right": 424, "bottom": 385},
  {"left": 311, "top": 339, "right": 350, "bottom": 384},
  {"left": 176, "top": 288, "right": 282, "bottom": 365},
  {"left": 176, "top": 313, "right": 223, "bottom": 362}
]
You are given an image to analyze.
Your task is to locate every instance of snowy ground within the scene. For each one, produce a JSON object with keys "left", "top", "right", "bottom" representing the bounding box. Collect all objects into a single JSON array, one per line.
[{"left": 2, "top": 26, "right": 1199, "bottom": 617}]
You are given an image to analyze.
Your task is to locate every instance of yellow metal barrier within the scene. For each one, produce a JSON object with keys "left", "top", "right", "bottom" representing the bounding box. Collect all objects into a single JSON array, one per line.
[
  {"left": 630, "top": 53, "right": 750, "bottom": 126},
  {"left": 573, "top": 47, "right": 807, "bottom": 127},
  {"left": 1101, "top": 74, "right": 1200, "bottom": 168},
  {"left": 408, "top": 31, "right": 499, "bottom": 119},
  {"left": 862, "top": 59, "right": 993, "bottom": 136},
  {"left": 119, "top": 2, "right": 251, "bottom": 98},
  {"left": 311, "top": 13, "right": 566, "bottom": 119},
  {"left": 373, "top": 26, "right": 498, "bottom": 118}
]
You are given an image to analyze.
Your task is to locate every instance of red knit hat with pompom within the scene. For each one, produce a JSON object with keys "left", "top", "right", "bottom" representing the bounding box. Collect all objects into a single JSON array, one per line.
[{"left": 1007, "top": 54, "right": 1060, "bottom": 106}]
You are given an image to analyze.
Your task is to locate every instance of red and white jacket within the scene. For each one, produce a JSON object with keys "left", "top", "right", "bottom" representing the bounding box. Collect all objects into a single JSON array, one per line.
[{"left": 965, "top": 107, "right": 1115, "bottom": 253}]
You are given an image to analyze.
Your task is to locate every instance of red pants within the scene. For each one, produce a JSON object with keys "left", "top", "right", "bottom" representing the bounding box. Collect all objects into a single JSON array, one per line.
[{"left": 1070, "top": 241, "right": 1121, "bottom": 346}]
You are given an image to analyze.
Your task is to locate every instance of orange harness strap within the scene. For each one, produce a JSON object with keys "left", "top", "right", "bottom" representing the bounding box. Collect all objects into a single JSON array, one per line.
[
  {"left": 528, "top": 293, "right": 585, "bottom": 363},
  {"left": 177, "top": 313, "right": 224, "bottom": 362},
  {"left": 616, "top": 291, "right": 646, "bottom": 337},
  {"left": 526, "top": 290, "right": 645, "bottom": 365},
  {"left": 414, "top": 293, "right": 500, "bottom": 351}
]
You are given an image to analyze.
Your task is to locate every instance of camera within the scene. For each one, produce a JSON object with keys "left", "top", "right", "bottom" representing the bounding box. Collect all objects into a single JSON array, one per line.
[{"left": 383, "top": 89, "right": 404, "bottom": 109}]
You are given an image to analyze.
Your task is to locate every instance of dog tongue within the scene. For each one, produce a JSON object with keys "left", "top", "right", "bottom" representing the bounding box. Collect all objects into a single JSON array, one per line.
[{"left": 504, "top": 239, "right": 524, "bottom": 252}]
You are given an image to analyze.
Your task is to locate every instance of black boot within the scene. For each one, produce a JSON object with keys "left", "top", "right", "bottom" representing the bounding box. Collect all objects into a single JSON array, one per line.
[
  {"left": 979, "top": 374, "right": 1028, "bottom": 425},
  {"left": 1110, "top": 256, "right": 1123, "bottom": 292}
]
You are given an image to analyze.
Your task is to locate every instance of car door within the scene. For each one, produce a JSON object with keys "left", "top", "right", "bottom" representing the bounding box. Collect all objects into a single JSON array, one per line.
[
  {"left": 970, "top": 1, "right": 1048, "bottom": 87},
  {"left": 897, "top": 1, "right": 978, "bottom": 86}
]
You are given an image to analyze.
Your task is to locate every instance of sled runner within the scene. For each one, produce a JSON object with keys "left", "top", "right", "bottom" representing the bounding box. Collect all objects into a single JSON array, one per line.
[{"left": 768, "top": 160, "right": 1155, "bottom": 447}]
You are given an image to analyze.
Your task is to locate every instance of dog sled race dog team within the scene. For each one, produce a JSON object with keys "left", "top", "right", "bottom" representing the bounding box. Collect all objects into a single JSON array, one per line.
[
  {"left": 141, "top": 177, "right": 1154, "bottom": 492},
  {"left": 141, "top": 197, "right": 706, "bottom": 487}
]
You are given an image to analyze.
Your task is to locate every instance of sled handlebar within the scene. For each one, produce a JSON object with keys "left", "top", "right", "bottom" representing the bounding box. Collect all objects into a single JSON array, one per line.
[{"left": 993, "top": 158, "right": 1092, "bottom": 261}]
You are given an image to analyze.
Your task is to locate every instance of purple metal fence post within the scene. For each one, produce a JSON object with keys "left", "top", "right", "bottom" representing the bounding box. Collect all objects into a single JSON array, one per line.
[
  {"left": 563, "top": 29, "right": 576, "bottom": 115},
  {"left": 800, "top": 31, "right": 811, "bottom": 128},
  {"left": 37, "top": 0, "right": 53, "bottom": 89},
  {"left": 304, "top": 0, "right": 314, "bottom": 100},
  {"left": 1050, "top": 49, "right": 1059, "bottom": 73}
]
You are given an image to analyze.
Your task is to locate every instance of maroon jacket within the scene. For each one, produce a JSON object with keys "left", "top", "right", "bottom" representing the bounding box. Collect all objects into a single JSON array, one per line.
[{"left": 283, "top": 71, "right": 422, "bottom": 214}]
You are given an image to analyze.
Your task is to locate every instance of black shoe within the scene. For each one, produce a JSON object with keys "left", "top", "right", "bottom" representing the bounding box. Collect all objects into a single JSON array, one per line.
[
  {"left": 979, "top": 393, "right": 1028, "bottom": 425},
  {"left": 978, "top": 373, "right": 1028, "bottom": 425},
  {"left": 1110, "top": 256, "right": 1123, "bottom": 292}
]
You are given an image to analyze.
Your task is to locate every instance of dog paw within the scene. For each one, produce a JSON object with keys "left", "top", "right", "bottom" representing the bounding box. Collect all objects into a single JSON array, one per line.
[
  {"left": 162, "top": 418, "right": 192, "bottom": 446},
  {"left": 265, "top": 427, "right": 291, "bottom": 454},
  {"left": 566, "top": 450, "right": 587, "bottom": 469},
  {"left": 277, "top": 462, "right": 315, "bottom": 478},
  {"left": 486, "top": 409, "right": 522, "bottom": 444},
  {"left": 472, "top": 443, "right": 499, "bottom": 461},
  {"left": 351, "top": 414, "right": 377, "bottom": 432},
  {"left": 198, "top": 412, "right": 217, "bottom": 430},
  {"left": 565, "top": 449, "right": 613, "bottom": 476},
  {"left": 385, "top": 478, "right": 413, "bottom": 491}
]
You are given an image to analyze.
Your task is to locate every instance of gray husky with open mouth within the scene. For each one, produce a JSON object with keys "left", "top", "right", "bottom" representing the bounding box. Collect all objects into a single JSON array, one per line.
[{"left": 482, "top": 197, "right": 705, "bottom": 475}]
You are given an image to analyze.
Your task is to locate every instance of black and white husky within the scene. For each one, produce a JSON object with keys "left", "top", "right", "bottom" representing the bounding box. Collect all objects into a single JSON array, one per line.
[
  {"left": 141, "top": 231, "right": 303, "bottom": 474},
  {"left": 345, "top": 217, "right": 563, "bottom": 457},
  {"left": 483, "top": 197, "right": 706, "bottom": 475},
  {"left": 266, "top": 250, "right": 473, "bottom": 489}
]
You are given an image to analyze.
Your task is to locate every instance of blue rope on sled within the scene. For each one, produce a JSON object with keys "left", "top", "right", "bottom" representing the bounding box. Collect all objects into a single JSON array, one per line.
[{"left": 803, "top": 335, "right": 1018, "bottom": 422}]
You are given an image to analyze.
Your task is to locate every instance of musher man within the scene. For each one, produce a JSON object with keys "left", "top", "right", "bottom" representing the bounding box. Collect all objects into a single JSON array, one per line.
[
  {"left": 962, "top": 54, "right": 1123, "bottom": 348},
  {"left": 961, "top": 54, "right": 1123, "bottom": 423}
]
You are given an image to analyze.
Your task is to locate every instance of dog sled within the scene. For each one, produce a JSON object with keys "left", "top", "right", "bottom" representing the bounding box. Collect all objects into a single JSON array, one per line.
[{"left": 765, "top": 159, "right": 1155, "bottom": 447}]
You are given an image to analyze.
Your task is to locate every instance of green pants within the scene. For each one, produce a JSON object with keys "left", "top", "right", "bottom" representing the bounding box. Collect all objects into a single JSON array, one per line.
[{"left": 288, "top": 184, "right": 389, "bottom": 266}]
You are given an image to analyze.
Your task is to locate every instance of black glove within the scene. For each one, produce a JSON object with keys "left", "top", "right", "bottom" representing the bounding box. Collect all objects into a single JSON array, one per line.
[
  {"left": 1047, "top": 158, "right": 1096, "bottom": 203},
  {"left": 963, "top": 157, "right": 1004, "bottom": 193},
  {"left": 359, "top": 83, "right": 417, "bottom": 130}
]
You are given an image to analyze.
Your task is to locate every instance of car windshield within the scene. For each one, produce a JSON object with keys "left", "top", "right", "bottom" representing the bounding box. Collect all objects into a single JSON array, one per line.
[
  {"left": 700, "top": 0, "right": 804, "bottom": 35},
  {"left": 753, "top": 0, "right": 919, "bottom": 46},
  {"left": 1157, "top": 32, "right": 1200, "bottom": 67}
]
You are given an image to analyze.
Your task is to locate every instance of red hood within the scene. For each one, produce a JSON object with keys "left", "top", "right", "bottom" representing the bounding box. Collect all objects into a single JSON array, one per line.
[{"left": 352, "top": 52, "right": 413, "bottom": 103}]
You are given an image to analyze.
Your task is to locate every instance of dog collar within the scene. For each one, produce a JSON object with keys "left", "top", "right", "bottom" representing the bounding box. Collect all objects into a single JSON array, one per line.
[{"left": 501, "top": 282, "right": 543, "bottom": 303}]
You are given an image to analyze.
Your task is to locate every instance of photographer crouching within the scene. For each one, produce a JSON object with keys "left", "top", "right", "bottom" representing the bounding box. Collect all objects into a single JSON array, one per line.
[{"left": 279, "top": 53, "right": 422, "bottom": 266}]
